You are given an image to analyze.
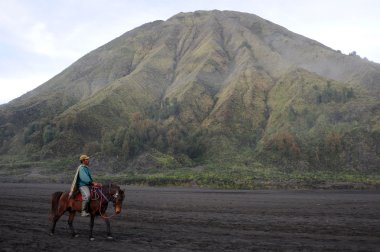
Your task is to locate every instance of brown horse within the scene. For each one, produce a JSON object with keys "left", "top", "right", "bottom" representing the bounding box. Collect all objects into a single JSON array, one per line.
[{"left": 49, "top": 183, "right": 125, "bottom": 241}]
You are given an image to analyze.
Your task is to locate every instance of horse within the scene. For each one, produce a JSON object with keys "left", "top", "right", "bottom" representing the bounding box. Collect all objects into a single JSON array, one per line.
[{"left": 49, "top": 183, "right": 125, "bottom": 241}]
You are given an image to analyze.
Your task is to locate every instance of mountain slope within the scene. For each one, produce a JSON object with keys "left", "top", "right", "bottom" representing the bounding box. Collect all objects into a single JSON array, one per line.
[{"left": 0, "top": 10, "right": 379, "bottom": 177}]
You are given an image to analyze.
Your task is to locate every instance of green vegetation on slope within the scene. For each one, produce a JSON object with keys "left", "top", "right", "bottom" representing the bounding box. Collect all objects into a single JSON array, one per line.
[{"left": 0, "top": 11, "right": 379, "bottom": 188}]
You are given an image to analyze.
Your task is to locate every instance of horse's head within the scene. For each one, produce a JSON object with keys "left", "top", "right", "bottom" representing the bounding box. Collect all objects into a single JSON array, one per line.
[{"left": 108, "top": 184, "right": 125, "bottom": 214}]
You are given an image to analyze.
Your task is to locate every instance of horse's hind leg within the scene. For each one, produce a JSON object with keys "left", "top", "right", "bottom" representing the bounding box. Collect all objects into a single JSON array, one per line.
[
  {"left": 50, "top": 216, "right": 58, "bottom": 235},
  {"left": 68, "top": 211, "right": 79, "bottom": 237},
  {"left": 50, "top": 191, "right": 64, "bottom": 235},
  {"left": 50, "top": 213, "right": 63, "bottom": 235}
]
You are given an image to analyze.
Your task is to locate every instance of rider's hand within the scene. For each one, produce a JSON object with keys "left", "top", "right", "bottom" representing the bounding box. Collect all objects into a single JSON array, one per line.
[{"left": 92, "top": 182, "right": 102, "bottom": 187}]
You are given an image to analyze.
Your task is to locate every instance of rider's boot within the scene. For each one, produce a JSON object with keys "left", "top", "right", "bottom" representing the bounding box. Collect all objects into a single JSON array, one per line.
[{"left": 81, "top": 201, "right": 90, "bottom": 217}]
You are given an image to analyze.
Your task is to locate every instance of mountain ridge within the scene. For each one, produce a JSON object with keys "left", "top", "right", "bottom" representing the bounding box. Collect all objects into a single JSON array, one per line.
[{"left": 0, "top": 10, "right": 379, "bottom": 183}]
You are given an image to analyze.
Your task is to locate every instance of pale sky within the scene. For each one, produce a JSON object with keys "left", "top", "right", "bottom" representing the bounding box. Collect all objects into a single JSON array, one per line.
[{"left": 1, "top": 0, "right": 379, "bottom": 104}]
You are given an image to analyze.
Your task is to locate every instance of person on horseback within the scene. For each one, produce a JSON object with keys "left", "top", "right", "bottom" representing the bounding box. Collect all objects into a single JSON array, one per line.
[{"left": 70, "top": 154, "right": 94, "bottom": 217}]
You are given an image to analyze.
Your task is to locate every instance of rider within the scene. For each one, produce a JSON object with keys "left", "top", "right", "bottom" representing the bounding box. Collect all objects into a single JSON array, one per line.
[{"left": 70, "top": 154, "right": 94, "bottom": 217}]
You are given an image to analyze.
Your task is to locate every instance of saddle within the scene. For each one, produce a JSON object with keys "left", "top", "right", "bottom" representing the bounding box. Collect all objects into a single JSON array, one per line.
[{"left": 71, "top": 186, "right": 101, "bottom": 201}]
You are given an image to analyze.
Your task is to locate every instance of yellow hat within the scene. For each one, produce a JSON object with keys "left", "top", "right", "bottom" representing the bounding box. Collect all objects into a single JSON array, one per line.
[{"left": 79, "top": 154, "right": 90, "bottom": 161}]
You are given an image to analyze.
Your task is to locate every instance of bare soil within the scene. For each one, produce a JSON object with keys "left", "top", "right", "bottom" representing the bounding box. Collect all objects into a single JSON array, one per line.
[{"left": 0, "top": 183, "right": 379, "bottom": 251}]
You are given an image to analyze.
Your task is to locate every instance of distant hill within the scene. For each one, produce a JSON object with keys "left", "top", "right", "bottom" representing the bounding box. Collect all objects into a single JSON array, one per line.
[{"left": 0, "top": 10, "right": 379, "bottom": 187}]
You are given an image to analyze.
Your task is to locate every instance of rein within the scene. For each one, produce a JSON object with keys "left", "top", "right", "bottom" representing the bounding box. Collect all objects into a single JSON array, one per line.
[{"left": 92, "top": 185, "right": 118, "bottom": 219}]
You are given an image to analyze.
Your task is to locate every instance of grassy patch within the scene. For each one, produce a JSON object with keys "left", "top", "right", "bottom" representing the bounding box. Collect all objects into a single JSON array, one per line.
[
  {"left": 1, "top": 155, "right": 379, "bottom": 189},
  {"left": 96, "top": 163, "right": 380, "bottom": 189}
]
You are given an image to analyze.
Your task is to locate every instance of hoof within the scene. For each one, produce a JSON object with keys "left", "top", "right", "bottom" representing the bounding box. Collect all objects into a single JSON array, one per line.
[
  {"left": 107, "top": 236, "right": 114, "bottom": 240},
  {"left": 89, "top": 237, "right": 95, "bottom": 241},
  {"left": 72, "top": 233, "right": 79, "bottom": 238},
  {"left": 49, "top": 232, "right": 54, "bottom": 236}
]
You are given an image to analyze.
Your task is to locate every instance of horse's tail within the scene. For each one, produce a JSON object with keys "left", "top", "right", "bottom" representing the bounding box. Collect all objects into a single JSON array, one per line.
[{"left": 50, "top": 191, "right": 63, "bottom": 220}]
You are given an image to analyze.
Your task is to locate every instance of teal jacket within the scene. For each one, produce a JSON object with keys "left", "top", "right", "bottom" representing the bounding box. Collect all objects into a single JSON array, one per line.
[{"left": 77, "top": 165, "right": 93, "bottom": 187}]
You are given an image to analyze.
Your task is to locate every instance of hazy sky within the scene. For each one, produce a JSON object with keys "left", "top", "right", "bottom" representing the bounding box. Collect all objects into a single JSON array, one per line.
[{"left": 1, "top": 0, "right": 379, "bottom": 104}]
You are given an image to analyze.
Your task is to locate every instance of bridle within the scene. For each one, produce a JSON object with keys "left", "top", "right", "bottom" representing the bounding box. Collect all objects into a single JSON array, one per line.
[{"left": 92, "top": 184, "right": 123, "bottom": 219}]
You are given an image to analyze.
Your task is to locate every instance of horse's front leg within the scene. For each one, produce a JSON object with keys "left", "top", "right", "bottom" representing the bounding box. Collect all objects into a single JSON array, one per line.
[
  {"left": 89, "top": 215, "right": 95, "bottom": 241},
  {"left": 67, "top": 211, "right": 79, "bottom": 237},
  {"left": 104, "top": 218, "right": 113, "bottom": 240}
]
